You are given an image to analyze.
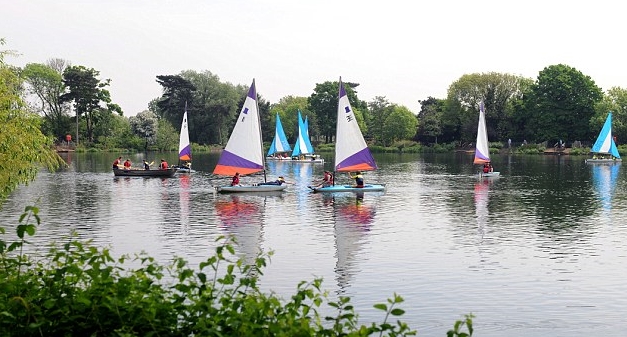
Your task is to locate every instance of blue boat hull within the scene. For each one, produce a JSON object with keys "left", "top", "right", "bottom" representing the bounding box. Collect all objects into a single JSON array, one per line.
[{"left": 309, "top": 184, "right": 385, "bottom": 193}]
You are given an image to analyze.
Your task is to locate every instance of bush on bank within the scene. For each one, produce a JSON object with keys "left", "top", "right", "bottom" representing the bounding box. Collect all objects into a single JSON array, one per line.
[{"left": 0, "top": 206, "right": 473, "bottom": 336}]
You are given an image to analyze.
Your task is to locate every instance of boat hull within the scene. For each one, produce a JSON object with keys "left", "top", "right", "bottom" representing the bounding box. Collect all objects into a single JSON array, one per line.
[
  {"left": 113, "top": 168, "right": 177, "bottom": 177},
  {"left": 291, "top": 159, "right": 324, "bottom": 163},
  {"left": 266, "top": 157, "right": 324, "bottom": 163},
  {"left": 585, "top": 158, "right": 622, "bottom": 164},
  {"left": 216, "top": 184, "right": 287, "bottom": 193},
  {"left": 172, "top": 165, "right": 194, "bottom": 173},
  {"left": 479, "top": 172, "right": 501, "bottom": 178},
  {"left": 309, "top": 184, "right": 386, "bottom": 193}
]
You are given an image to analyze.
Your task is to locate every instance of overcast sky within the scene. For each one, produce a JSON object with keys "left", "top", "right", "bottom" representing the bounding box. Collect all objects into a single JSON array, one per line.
[{"left": 2, "top": 0, "right": 624, "bottom": 116}]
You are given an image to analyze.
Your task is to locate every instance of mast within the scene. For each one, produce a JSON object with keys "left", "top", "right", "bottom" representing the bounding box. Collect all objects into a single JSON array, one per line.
[
  {"left": 253, "top": 79, "right": 267, "bottom": 182},
  {"left": 333, "top": 77, "right": 342, "bottom": 186}
]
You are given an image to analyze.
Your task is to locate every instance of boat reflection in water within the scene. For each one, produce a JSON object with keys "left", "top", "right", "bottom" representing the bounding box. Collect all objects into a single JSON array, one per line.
[
  {"left": 179, "top": 174, "right": 191, "bottom": 227},
  {"left": 591, "top": 164, "right": 620, "bottom": 215},
  {"left": 215, "top": 195, "right": 265, "bottom": 267},
  {"left": 474, "top": 179, "right": 492, "bottom": 240},
  {"left": 325, "top": 191, "right": 378, "bottom": 294}
]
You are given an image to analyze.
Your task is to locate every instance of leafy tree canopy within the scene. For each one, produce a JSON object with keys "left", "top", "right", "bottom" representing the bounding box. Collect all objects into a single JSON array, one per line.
[
  {"left": 270, "top": 96, "right": 311, "bottom": 142},
  {"left": 308, "top": 80, "right": 365, "bottom": 143},
  {"left": 382, "top": 105, "right": 417, "bottom": 146},
  {"left": 22, "top": 59, "right": 71, "bottom": 139},
  {"left": 526, "top": 64, "right": 602, "bottom": 142},
  {"left": 0, "top": 40, "right": 64, "bottom": 202}
]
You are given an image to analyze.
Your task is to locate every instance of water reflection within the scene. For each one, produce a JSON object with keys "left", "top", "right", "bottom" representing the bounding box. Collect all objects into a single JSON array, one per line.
[
  {"left": 474, "top": 179, "right": 491, "bottom": 240},
  {"left": 590, "top": 164, "right": 620, "bottom": 213},
  {"left": 6, "top": 153, "right": 627, "bottom": 336},
  {"left": 215, "top": 195, "right": 265, "bottom": 267},
  {"left": 179, "top": 174, "right": 191, "bottom": 227},
  {"left": 326, "top": 192, "right": 378, "bottom": 294}
]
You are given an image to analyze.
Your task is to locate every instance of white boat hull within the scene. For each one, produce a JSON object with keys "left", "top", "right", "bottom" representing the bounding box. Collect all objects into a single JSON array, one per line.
[
  {"left": 216, "top": 184, "right": 287, "bottom": 193},
  {"left": 266, "top": 157, "right": 324, "bottom": 163},
  {"left": 291, "top": 159, "right": 324, "bottom": 163},
  {"left": 479, "top": 172, "right": 500, "bottom": 178},
  {"left": 586, "top": 158, "right": 622, "bottom": 164}
]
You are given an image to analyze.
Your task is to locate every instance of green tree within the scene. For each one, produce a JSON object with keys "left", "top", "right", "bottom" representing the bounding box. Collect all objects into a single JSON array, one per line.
[
  {"left": 308, "top": 80, "right": 366, "bottom": 143},
  {"left": 93, "top": 113, "right": 133, "bottom": 150},
  {"left": 382, "top": 106, "right": 418, "bottom": 146},
  {"left": 21, "top": 59, "right": 72, "bottom": 140},
  {"left": 155, "top": 118, "right": 178, "bottom": 151},
  {"left": 270, "top": 95, "right": 310, "bottom": 142},
  {"left": 129, "top": 110, "right": 159, "bottom": 151},
  {"left": 155, "top": 72, "right": 248, "bottom": 146},
  {"left": 367, "top": 96, "right": 394, "bottom": 145},
  {"left": 155, "top": 75, "right": 195, "bottom": 128},
  {"left": 447, "top": 72, "right": 530, "bottom": 143},
  {"left": 525, "top": 64, "right": 602, "bottom": 143},
  {"left": 594, "top": 87, "right": 627, "bottom": 143},
  {"left": 60, "top": 65, "right": 122, "bottom": 144},
  {"left": 417, "top": 97, "right": 445, "bottom": 144},
  {"left": 0, "top": 39, "right": 64, "bottom": 201}
]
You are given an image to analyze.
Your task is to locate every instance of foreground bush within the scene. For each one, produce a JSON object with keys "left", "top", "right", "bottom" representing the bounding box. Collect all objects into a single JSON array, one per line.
[{"left": 0, "top": 206, "right": 473, "bottom": 336}]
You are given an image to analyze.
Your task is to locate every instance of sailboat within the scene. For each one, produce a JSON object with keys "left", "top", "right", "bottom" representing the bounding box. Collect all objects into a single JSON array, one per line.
[
  {"left": 174, "top": 106, "right": 193, "bottom": 173},
  {"left": 310, "top": 78, "right": 385, "bottom": 193},
  {"left": 474, "top": 102, "right": 500, "bottom": 177},
  {"left": 266, "top": 113, "right": 291, "bottom": 160},
  {"left": 291, "top": 110, "right": 324, "bottom": 163},
  {"left": 585, "top": 112, "right": 622, "bottom": 164},
  {"left": 214, "top": 79, "right": 287, "bottom": 193}
]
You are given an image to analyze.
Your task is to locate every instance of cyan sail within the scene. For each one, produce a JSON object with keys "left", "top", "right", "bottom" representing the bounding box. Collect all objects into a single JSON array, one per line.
[
  {"left": 292, "top": 110, "right": 314, "bottom": 157},
  {"left": 304, "top": 115, "right": 314, "bottom": 154},
  {"left": 267, "top": 113, "right": 291, "bottom": 156},
  {"left": 591, "top": 112, "right": 621, "bottom": 159}
]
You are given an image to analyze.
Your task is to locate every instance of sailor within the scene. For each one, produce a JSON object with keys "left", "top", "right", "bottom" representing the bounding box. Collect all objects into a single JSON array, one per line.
[{"left": 348, "top": 171, "right": 364, "bottom": 188}]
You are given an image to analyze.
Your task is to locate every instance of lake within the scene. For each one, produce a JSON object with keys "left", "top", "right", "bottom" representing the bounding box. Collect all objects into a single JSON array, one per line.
[{"left": 2, "top": 151, "right": 626, "bottom": 337}]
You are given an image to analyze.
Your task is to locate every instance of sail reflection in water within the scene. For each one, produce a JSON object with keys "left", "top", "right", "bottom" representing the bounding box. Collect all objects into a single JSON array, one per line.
[
  {"left": 179, "top": 174, "right": 191, "bottom": 227},
  {"left": 215, "top": 195, "right": 265, "bottom": 267},
  {"left": 474, "top": 179, "right": 492, "bottom": 239},
  {"left": 327, "top": 192, "right": 378, "bottom": 293},
  {"left": 591, "top": 164, "right": 620, "bottom": 213}
]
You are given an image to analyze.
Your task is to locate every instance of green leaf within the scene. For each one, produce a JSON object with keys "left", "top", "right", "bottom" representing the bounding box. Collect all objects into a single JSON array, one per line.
[{"left": 373, "top": 303, "right": 387, "bottom": 311}]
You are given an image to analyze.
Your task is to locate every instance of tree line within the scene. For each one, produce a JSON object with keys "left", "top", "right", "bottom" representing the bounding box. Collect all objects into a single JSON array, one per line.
[{"left": 10, "top": 46, "right": 627, "bottom": 151}]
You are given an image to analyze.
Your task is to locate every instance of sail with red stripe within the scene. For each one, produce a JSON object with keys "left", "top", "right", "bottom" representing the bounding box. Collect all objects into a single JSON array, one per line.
[
  {"left": 178, "top": 108, "right": 191, "bottom": 161},
  {"left": 213, "top": 79, "right": 264, "bottom": 176},
  {"left": 473, "top": 102, "right": 490, "bottom": 164},
  {"left": 334, "top": 78, "right": 377, "bottom": 172}
]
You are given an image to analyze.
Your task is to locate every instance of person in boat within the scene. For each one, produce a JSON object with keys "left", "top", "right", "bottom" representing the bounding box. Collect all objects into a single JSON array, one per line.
[
  {"left": 259, "top": 176, "right": 287, "bottom": 186},
  {"left": 112, "top": 156, "right": 122, "bottom": 169},
  {"left": 483, "top": 162, "right": 494, "bottom": 173},
  {"left": 143, "top": 160, "right": 150, "bottom": 170},
  {"left": 159, "top": 159, "right": 168, "bottom": 170},
  {"left": 231, "top": 172, "right": 240, "bottom": 186},
  {"left": 123, "top": 159, "right": 132, "bottom": 169},
  {"left": 348, "top": 171, "right": 364, "bottom": 188},
  {"left": 317, "top": 170, "right": 333, "bottom": 187}
]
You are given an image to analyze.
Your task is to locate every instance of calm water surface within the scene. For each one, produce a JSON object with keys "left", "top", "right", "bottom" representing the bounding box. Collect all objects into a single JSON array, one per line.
[{"left": 2, "top": 151, "right": 626, "bottom": 337}]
